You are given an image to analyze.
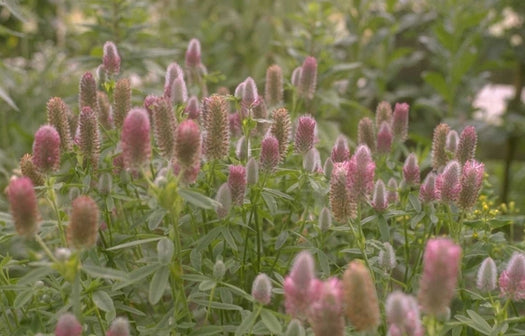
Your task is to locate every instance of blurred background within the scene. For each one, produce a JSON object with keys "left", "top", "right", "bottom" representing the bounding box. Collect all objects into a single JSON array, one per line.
[{"left": 0, "top": 0, "right": 524, "bottom": 208}]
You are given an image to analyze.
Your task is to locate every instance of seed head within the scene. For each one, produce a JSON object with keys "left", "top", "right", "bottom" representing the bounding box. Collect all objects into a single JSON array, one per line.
[
  {"left": 456, "top": 125, "right": 477, "bottom": 165},
  {"left": 7, "top": 177, "right": 40, "bottom": 238},
  {"left": 330, "top": 162, "right": 356, "bottom": 223},
  {"left": 270, "top": 107, "right": 291, "bottom": 161},
  {"left": 432, "top": 123, "right": 450, "bottom": 171},
  {"left": 203, "top": 95, "right": 230, "bottom": 161},
  {"left": 68, "top": 196, "right": 99, "bottom": 249},
  {"left": 32, "top": 125, "right": 61, "bottom": 173},
  {"left": 392, "top": 102, "right": 409, "bottom": 142},
  {"left": 260, "top": 135, "right": 280, "bottom": 172},
  {"left": 375, "top": 101, "right": 392, "bottom": 128},
  {"left": 20, "top": 153, "right": 45, "bottom": 186},
  {"left": 79, "top": 72, "right": 98, "bottom": 112}
]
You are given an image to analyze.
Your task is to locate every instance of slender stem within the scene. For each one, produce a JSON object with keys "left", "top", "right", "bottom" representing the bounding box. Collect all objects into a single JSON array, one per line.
[
  {"left": 46, "top": 177, "right": 67, "bottom": 246},
  {"left": 35, "top": 235, "right": 58, "bottom": 263}
]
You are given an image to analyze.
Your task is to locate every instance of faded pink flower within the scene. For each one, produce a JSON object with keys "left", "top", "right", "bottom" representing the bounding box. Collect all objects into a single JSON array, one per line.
[
  {"left": 403, "top": 153, "right": 420, "bottom": 185},
  {"left": 185, "top": 38, "right": 202, "bottom": 68},
  {"left": 297, "top": 56, "right": 317, "bottom": 100},
  {"left": 392, "top": 102, "right": 409, "bottom": 142},
  {"left": 330, "top": 162, "right": 356, "bottom": 222},
  {"left": 113, "top": 78, "right": 131, "bottom": 130},
  {"left": 307, "top": 278, "right": 345, "bottom": 336},
  {"left": 184, "top": 96, "right": 201, "bottom": 120},
  {"left": 55, "top": 313, "right": 82, "bottom": 336},
  {"left": 170, "top": 76, "right": 188, "bottom": 104},
  {"left": 32, "top": 125, "right": 61, "bottom": 173},
  {"left": 347, "top": 145, "right": 375, "bottom": 202},
  {"left": 79, "top": 72, "right": 98, "bottom": 112},
  {"left": 106, "top": 317, "right": 130, "bottom": 336},
  {"left": 432, "top": 123, "right": 450, "bottom": 171},
  {"left": 163, "top": 63, "right": 184, "bottom": 98},
  {"left": 20, "top": 153, "right": 44, "bottom": 186},
  {"left": 120, "top": 108, "right": 151, "bottom": 170},
  {"left": 252, "top": 273, "right": 272, "bottom": 305},
  {"left": 228, "top": 165, "right": 247, "bottom": 206},
  {"left": 446, "top": 130, "right": 459, "bottom": 154},
  {"left": 284, "top": 251, "right": 316, "bottom": 318},
  {"left": 174, "top": 119, "right": 201, "bottom": 169},
  {"left": 375, "top": 101, "right": 392, "bottom": 128},
  {"left": 376, "top": 121, "right": 393, "bottom": 154},
  {"left": 7, "top": 177, "right": 40, "bottom": 238},
  {"left": 103, "top": 41, "right": 120, "bottom": 76},
  {"left": 386, "top": 291, "right": 423, "bottom": 336},
  {"left": 458, "top": 160, "right": 484, "bottom": 210},
  {"left": 331, "top": 135, "right": 350, "bottom": 163},
  {"left": 372, "top": 179, "right": 388, "bottom": 212},
  {"left": 295, "top": 115, "right": 316, "bottom": 154},
  {"left": 436, "top": 160, "right": 461, "bottom": 203},
  {"left": 265, "top": 64, "right": 283, "bottom": 107},
  {"left": 203, "top": 95, "right": 230, "bottom": 161},
  {"left": 499, "top": 253, "right": 525, "bottom": 301},
  {"left": 270, "top": 107, "right": 291, "bottom": 161},
  {"left": 68, "top": 195, "right": 99, "bottom": 249},
  {"left": 477, "top": 257, "right": 497, "bottom": 292},
  {"left": 456, "top": 125, "right": 477, "bottom": 165},
  {"left": 357, "top": 117, "right": 376, "bottom": 152},
  {"left": 47, "top": 97, "right": 72, "bottom": 151},
  {"left": 419, "top": 172, "right": 438, "bottom": 203}
]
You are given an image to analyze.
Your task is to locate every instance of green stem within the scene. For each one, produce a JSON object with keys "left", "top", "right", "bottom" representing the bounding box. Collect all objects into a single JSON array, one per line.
[
  {"left": 46, "top": 177, "right": 67, "bottom": 246},
  {"left": 35, "top": 235, "right": 58, "bottom": 263}
]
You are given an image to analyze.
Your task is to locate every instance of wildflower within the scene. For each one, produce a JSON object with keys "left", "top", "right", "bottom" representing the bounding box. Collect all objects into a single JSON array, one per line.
[
  {"left": 303, "top": 148, "right": 322, "bottom": 173},
  {"left": 7, "top": 177, "right": 40, "bottom": 238},
  {"left": 270, "top": 107, "right": 291, "bottom": 161},
  {"left": 284, "top": 319, "right": 305, "bottom": 336},
  {"left": 297, "top": 56, "right": 317, "bottom": 100},
  {"left": 97, "top": 91, "right": 113, "bottom": 130},
  {"left": 446, "top": 130, "right": 459, "bottom": 154},
  {"left": 20, "top": 153, "right": 44, "bottom": 186},
  {"left": 284, "top": 251, "right": 316, "bottom": 318},
  {"left": 106, "top": 317, "right": 130, "bottom": 336},
  {"left": 32, "top": 125, "right": 61, "bottom": 173},
  {"left": 343, "top": 260, "right": 380, "bottom": 332},
  {"left": 330, "top": 162, "right": 355, "bottom": 222},
  {"left": 185, "top": 38, "right": 202, "bottom": 68},
  {"left": 372, "top": 179, "right": 388, "bottom": 212},
  {"left": 347, "top": 145, "right": 375, "bottom": 202},
  {"left": 103, "top": 41, "right": 120, "bottom": 76},
  {"left": 392, "top": 102, "right": 409, "bottom": 142},
  {"left": 378, "top": 242, "right": 396, "bottom": 272},
  {"left": 163, "top": 63, "right": 184, "bottom": 98},
  {"left": 79, "top": 72, "right": 98, "bottom": 112},
  {"left": 477, "top": 257, "right": 497, "bottom": 292},
  {"left": 77, "top": 106, "right": 100, "bottom": 168},
  {"left": 418, "top": 238, "right": 461, "bottom": 316},
  {"left": 260, "top": 135, "right": 280, "bottom": 172},
  {"left": 120, "top": 108, "right": 151, "bottom": 170},
  {"left": 386, "top": 291, "right": 423, "bottom": 336},
  {"left": 499, "top": 253, "right": 525, "bottom": 301},
  {"left": 228, "top": 165, "right": 247, "bottom": 206},
  {"left": 331, "top": 135, "right": 350, "bottom": 163},
  {"left": 174, "top": 119, "right": 201, "bottom": 169},
  {"left": 458, "top": 160, "right": 484, "bottom": 210},
  {"left": 203, "top": 95, "right": 230, "bottom": 160},
  {"left": 235, "top": 136, "right": 250, "bottom": 161},
  {"left": 357, "top": 117, "right": 376, "bottom": 152},
  {"left": 436, "top": 160, "right": 461, "bottom": 203},
  {"left": 419, "top": 172, "right": 438, "bottom": 203},
  {"left": 55, "top": 313, "right": 82, "bottom": 336},
  {"left": 307, "top": 278, "right": 345, "bottom": 336},
  {"left": 387, "top": 178, "right": 399, "bottom": 205},
  {"left": 318, "top": 207, "right": 332, "bottom": 232},
  {"left": 376, "top": 121, "right": 393, "bottom": 154},
  {"left": 47, "top": 97, "right": 72, "bottom": 151},
  {"left": 294, "top": 115, "right": 316, "bottom": 154},
  {"left": 375, "top": 101, "right": 392, "bottom": 128},
  {"left": 67, "top": 196, "right": 99, "bottom": 249},
  {"left": 150, "top": 97, "right": 176, "bottom": 159},
  {"left": 403, "top": 153, "right": 420, "bottom": 185},
  {"left": 96, "top": 64, "right": 107, "bottom": 84},
  {"left": 242, "top": 77, "right": 258, "bottom": 107},
  {"left": 291, "top": 67, "right": 302, "bottom": 87},
  {"left": 265, "top": 64, "right": 283, "bottom": 107},
  {"left": 456, "top": 125, "right": 477, "bottom": 165},
  {"left": 246, "top": 157, "right": 259, "bottom": 185},
  {"left": 113, "top": 78, "right": 131, "bottom": 129},
  {"left": 252, "top": 273, "right": 273, "bottom": 305},
  {"left": 184, "top": 96, "right": 201, "bottom": 120},
  {"left": 170, "top": 76, "right": 188, "bottom": 104},
  {"left": 432, "top": 123, "right": 450, "bottom": 171},
  {"left": 215, "top": 183, "right": 232, "bottom": 218}
]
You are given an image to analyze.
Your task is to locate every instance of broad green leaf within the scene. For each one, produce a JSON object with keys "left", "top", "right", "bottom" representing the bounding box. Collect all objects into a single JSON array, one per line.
[
  {"left": 113, "top": 263, "right": 161, "bottom": 291},
  {"left": 13, "top": 290, "right": 32, "bottom": 309},
  {"left": 179, "top": 188, "right": 220, "bottom": 209},
  {"left": 149, "top": 266, "right": 170, "bottom": 305},
  {"left": 198, "top": 280, "right": 216, "bottom": 291},
  {"left": 157, "top": 238, "right": 174, "bottom": 264},
  {"left": 191, "top": 299, "right": 242, "bottom": 311},
  {"left": 260, "top": 309, "right": 281, "bottom": 334},
  {"left": 92, "top": 291, "right": 115, "bottom": 314},
  {"left": 148, "top": 209, "right": 167, "bottom": 230},
  {"left": 221, "top": 227, "right": 238, "bottom": 252},
  {"left": 235, "top": 310, "right": 258, "bottom": 336},
  {"left": 263, "top": 188, "right": 294, "bottom": 201}
]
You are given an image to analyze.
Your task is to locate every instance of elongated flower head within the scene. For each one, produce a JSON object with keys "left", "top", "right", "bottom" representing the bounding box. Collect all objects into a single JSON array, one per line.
[
  {"left": 343, "top": 260, "right": 380, "bottom": 332},
  {"left": 376, "top": 101, "right": 392, "bottom": 128},
  {"left": 185, "top": 96, "right": 201, "bottom": 120},
  {"left": 235, "top": 136, "right": 250, "bottom": 161},
  {"left": 252, "top": 273, "right": 273, "bottom": 305},
  {"left": 432, "top": 123, "right": 450, "bottom": 171},
  {"left": 499, "top": 253, "right": 525, "bottom": 301},
  {"left": 436, "top": 160, "right": 461, "bottom": 203},
  {"left": 252, "top": 98, "right": 269, "bottom": 136},
  {"left": 106, "top": 317, "right": 130, "bottom": 336},
  {"left": 295, "top": 115, "right": 316, "bottom": 154},
  {"left": 20, "top": 153, "right": 44, "bottom": 186},
  {"left": 185, "top": 38, "right": 202, "bottom": 68},
  {"left": 347, "top": 145, "right": 375, "bottom": 202},
  {"left": 229, "top": 112, "right": 242, "bottom": 138},
  {"left": 97, "top": 172, "right": 112, "bottom": 196},
  {"left": 103, "top": 41, "right": 120, "bottom": 76},
  {"left": 403, "top": 153, "right": 420, "bottom": 185},
  {"left": 318, "top": 207, "right": 332, "bottom": 232},
  {"left": 386, "top": 291, "right": 423, "bottom": 336},
  {"left": 477, "top": 257, "right": 497, "bottom": 292},
  {"left": 78, "top": 106, "right": 100, "bottom": 168},
  {"left": 32, "top": 125, "right": 61, "bottom": 173},
  {"left": 291, "top": 67, "right": 302, "bottom": 87},
  {"left": 246, "top": 157, "right": 259, "bottom": 185},
  {"left": 331, "top": 135, "right": 350, "bottom": 163},
  {"left": 150, "top": 97, "right": 176, "bottom": 159},
  {"left": 307, "top": 278, "right": 345, "bottom": 336},
  {"left": 387, "top": 178, "right": 399, "bottom": 205},
  {"left": 265, "top": 64, "right": 283, "bottom": 107},
  {"left": 379, "top": 242, "right": 397, "bottom": 272},
  {"left": 446, "top": 130, "right": 459, "bottom": 154},
  {"left": 419, "top": 172, "right": 438, "bottom": 203},
  {"left": 47, "top": 97, "right": 72, "bottom": 151},
  {"left": 215, "top": 183, "right": 232, "bottom": 218},
  {"left": 79, "top": 72, "right": 98, "bottom": 112},
  {"left": 7, "top": 177, "right": 40, "bottom": 238},
  {"left": 174, "top": 119, "right": 201, "bottom": 169},
  {"left": 270, "top": 107, "right": 291, "bottom": 161},
  {"left": 55, "top": 313, "right": 82, "bottom": 336},
  {"left": 228, "top": 165, "right": 247, "bottom": 206},
  {"left": 97, "top": 64, "right": 107, "bottom": 84},
  {"left": 456, "top": 125, "right": 477, "bottom": 165},
  {"left": 392, "top": 102, "right": 409, "bottom": 142},
  {"left": 418, "top": 238, "right": 461, "bottom": 316},
  {"left": 97, "top": 91, "right": 113, "bottom": 130},
  {"left": 120, "top": 108, "right": 151, "bottom": 169},
  {"left": 357, "top": 117, "right": 376, "bottom": 152},
  {"left": 284, "top": 251, "right": 316, "bottom": 318},
  {"left": 303, "top": 148, "right": 321, "bottom": 173},
  {"left": 68, "top": 196, "right": 99, "bottom": 249},
  {"left": 284, "top": 319, "right": 305, "bottom": 336},
  {"left": 164, "top": 63, "right": 184, "bottom": 98},
  {"left": 234, "top": 81, "right": 245, "bottom": 99},
  {"left": 372, "top": 179, "right": 388, "bottom": 212},
  {"left": 170, "top": 76, "right": 188, "bottom": 104},
  {"left": 297, "top": 56, "right": 317, "bottom": 100},
  {"left": 330, "top": 162, "right": 356, "bottom": 222},
  {"left": 324, "top": 157, "right": 334, "bottom": 180},
  {"left": 376, "top": 121, "right": 393, "bottom": 154},
  {"left": 173, "top": 161, "right": 200, "bottom": 185},
  {"left": 458, "top": 160, "right": 484, "bottom": 210},
  {"left": 260, "top": 135, "right": 280, "bottom": 172},
  {"left": 113, "top": 78, "right": 131, "bottom": 129},
  {"left": 203, "top": 95, "right": 230, "bottom": 160},
  {"left": 242, "top": 77, "right": 258, "bottom": 107}
]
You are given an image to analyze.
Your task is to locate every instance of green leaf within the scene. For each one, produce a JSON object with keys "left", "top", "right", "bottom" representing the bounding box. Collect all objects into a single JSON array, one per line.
[
  {"left": 92, "top": 291, "right": 115, "bottom": 314},
  {"left": 149, "top": 266, "right": 171, "bottom": 305},
  {"left": 191, "top": 299, "right": 243, "bottom": 311},
  {"left": 198, "top": 280, "right": 216, "bottom": 291},
  {"left": 18, "top": 267, "right": 54, "bottom": 285},
  {"left": 113, "top": 263, "right": 161, "bottom": 291},
  {"left": 195, "top": 227, "right": 221, "bottom": 251},
  {"left": 422, "top": 71, "right": 450, "bottom": 102},
  {"left": 13, "top": 290, "right": 32, "bottom": 309},
  {"left": 147, "top": 209, "right": 167, "bottom": 230},
  {"left": 378, "top": 215, "right": 390, "bottom": 242},
  {"left": 235, "top": 310, "right": 258, "bottom": 336},
  {"left": 260, "top": 309, "right": 281, "bottom": 334},
  {"left": 82, "top": 264, "right": 128, "bottom": 281},
  {"left": 263, "top": 188, "right": 294, "bottom": 201},
  {"left": 179, "top": 188, "right": 220, "bottom": 209},
  {"left": 0, "top": 86, "right": 19, "bottom": 111},
  {"left": 408, "top": 193, "right": 422, "bottom": 213},
  {"left": 221, "top": 227, "right": 238, "bottom": 252},
  {"left": 190, "top": 326, "right": 224, "bottom": 336},
  {"left": 275, "top": 230, "right": 289, "bottom": 250},
  {"left": 106, "top": 236, "right": 162, "bottom": 251},
  {"left": 157, "top": 238, "right": 174, "bottom": 264}
]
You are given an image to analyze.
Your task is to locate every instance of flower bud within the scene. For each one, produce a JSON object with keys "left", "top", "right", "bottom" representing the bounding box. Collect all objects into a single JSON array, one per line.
[
  {"left": 113, "top": 78, "right": 131, "bottom": 129},
  {"left": 343, "top": 261, "right": 380, "bottom": 332},
  {"left": 291, "top": 67, "right": 302, "bottom": 87},
  {"left": 55, "top": 247, "right": 72, "bottom": 262},
  {"left": 164, "top": 63, "right": 184, "bottom": 98},
  {"left": 436, "top": 160, "right": 461, "bottom": 203},
  {"left": 458, "top": 160, "right": 484, "bottom": 210},
  {"left": 446, "top": 130, "right": 459, "bottom": 154},
  {"left": 357, "top": 117, "right": 376, "bottom": 152},
  {"left": 68, "top": 196, "right": 99, "bottom": 249},
  {"left": 32, "top": 125, "right": 61, "bottom": 173},
  {"left": 203, "top": 95, "right": 230, "bottom": 161},
  {"left": 303, "top": 148, "right": 321, "bottom": 173},
  {"left": 252, "top": 273, "right": 272, "bottom": 305},
  {"left": 97, "top": 172, "right": 113, "bottom": 196},
  {"left": 419, "top": 172, "right": 438, "bottom": 203},
  {"left": 174, "top": 119, "right": 201, "bottom": 169},
  {"left": 432, "top": 123, "right": 450, "bottom": 171},
  {"left": 375, "top": 101, "right": 392, "bottom": 128},
  {"left": 331, "top": 135, "right": 350, "bottom": 163},
  {"left": 318, "top": 207, "right": 332, "bottom": 232},
  {"left": 47, "top": 97, "right": 72, "bottom": 151},
  {"left": 103, "top": 41, "right": 120, "bottom": 76},
  {"left": 330, "top": 162, "right": 356, "bottom": 222},
  {"left": 55, "top": 313, "right": 82, "bottom": 336},
  {"left": 242, "top": 77, "right": 258, "bottom": 107},
  {"left": 170, "top": 76, "right": 188, "bottom": 104},
  {"left": 212, "top": 259, "right": 226, "bottom": 280},
  {"left": 323, "top": 157, "right": 334, "bottom": 180},
  {"left": 284, "top": 251, "right": 316, "bottom": 318},
  {"left": 392, "top": 102, "right": 409, "bottom": 142},
  {"left": 215, "top": 183, "right": 232, "bottom": 218},
  {"left": 234, "top": 81, "right": 245, "bottom": 99},
  {"left": 270, "top": 107, "right": 291, "bottom": 161},
  {"left": 260, "top": 135, "right": 280, "bottom": 172},
  {"left": 96, "top": 64, "right": 107, "bottom": 84},
  {"left": 477, "top": 257, "right": 497, "bottom": 292},
  {"left": 418, "top": 238, "right": 461, "bottom": 316},
  {"left": 185, "top": 38, "right": 202, "bottom": 68},
  {"left": 20, "top": 153, "right": 44, "bottom": 186},
  {"left": 184, "top": 96, "right": 201, "bottom": 120},
  {"left": 284, "top": 319, "right": 305, "bottom": 336},
  {"left": 97, "top": 91, "right": 113, "bottom": 130},
  {"left": 307, "top": 278, "right": 345, "bottom": 336},
  {"left": 456, "top": 125, "right": 477, "bottom": 165},
  {"left": 387, "top": 178, "right": 399, "bottom": 205},
  {"left": 7, "top": 177, "right": 40, "bottom": 238},
  {"left": 150, "top": 97, "right": 176, "bottom": 159},
  {"left": 246, "top": 157, "right": 259, "bottom": 185},
  {"left": 120, "top": 108, "right": 151, "bottom": 170},
  {"left": 79, "top": 72, "right": 98, "bottom": 112},
  {"left": 106, "top": 317, "right": 130, "bottom": 336},
  {"left": 372, "top": 179, "right": 388, "bottom": 212},
  {"left": 379, "top": 242, "right": 397, "bottom": 272},
  {"left": 78, "top": 106, "right": 100, "bottom": 168},
  {"left": 265, "top": 64, "right": 283, "bottom": 107},
  {"left": 386, "top": 291, "right": 423, "bottom": 336},
  {"left": 347, "top": 145, "right": 375, "bottom": 202},
  {"left": 403, "top": 153, "right": 420, "bottom": 185},
  {"left": 297, "top": 56, "right": 317, "bottom": 100},
  {"left": 235, "top": 136, "right": 250, "bottom": 161},
  {"left": 228, "top": 165, "right": 247, "bottom": 206},
  {"left": 376, "top": 121, "right": 393, "bottom": 154},
  {"left": 499, "top": 253, "right": 525, "bottom": 301},
  {"left": 294, "top": 115, "right": 316, "bottom": 154}
]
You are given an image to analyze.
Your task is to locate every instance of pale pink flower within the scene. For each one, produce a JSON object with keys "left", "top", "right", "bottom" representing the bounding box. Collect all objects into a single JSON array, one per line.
[{"left": 499, "top": 253, "right": 525, "bottom": 301}]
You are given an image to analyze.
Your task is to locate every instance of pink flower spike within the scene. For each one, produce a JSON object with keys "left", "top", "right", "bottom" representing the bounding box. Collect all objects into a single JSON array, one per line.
[
  {"left": 403, "top": 153, "right": 420, "bottom": 185},
  {"left": 55, "top": 313, "right": 82, "bottom": 336},
  {"left": 436, "top": 160, "right": 461, "bottom": 203},
  {"left": 32, "top": 125, "right": 61, "bottom": 173},
  {"left": 252, "top": 273, "right": 273, "bottom": 305},
  {"left": 458, "top": 160, "right": 484, "bottom": 210},
  {"left": 372, "top": 179, "right": 388, "bottom": 212},
  {"left": 163, "top": 62, "right": 184, "bottom": 98},
  {"left": 265, "top": 64, "right": 283, "bottom": 107},
  {"left": 174, "top": 119, "right": 201, "bottom": 169},
  {"left": 294, "top": 115, "right": 316, "bottom": 154},
  {"left": 456, "top": 125, "right": 477, "bottom": 165},
  {"left": 260, "top": 135, "right": 280, "bottom": 173},
  {"left": 307, "top": 278, "right": 345, "bottom": 336},
  {"left": 185, "top": 38, "right": 202, "bottom": 68},
  {"left": 376, "top": 121, "right": 393, "bottom": 154},
  {"left": 184, "top": 96, "right": 201, "bottom": 120},
  {"left": 386, "top": 291, "right": 423, "bottom": 336},
  {"left": 170, "top": 76, "right": 188, "bottom": 104},
  {"left": 331, "top": 135, "right": 350, "bottom": 163},
  {"left": 477, "top": 257, "right": 497, "bottom": 292},
  {"left": 499, "top": 253, "right": 525, "bottom": 301},
  {"left": 242, "top": 77, "right": 258, "bottom": 107},
  {"left": 357, "top": 117, "right": 376, "bottom": 152},
  {"left": 228, "top": 165, "right": 247, "bottom": 206},
  {"left": 446, "top": 130, "right": 459, "bottom": 154},
  {"left": 297, "top": 56, "right": 317, "bottom": 100},
  {"left": 106, "top": 317, "right": 130, "bottom": 336},
  {"left": 291, "top": 66, "right": 302, "bottom": 87},
  {"left": 103, "top": 41, "right": 120, "bottom": 76},
  {"left": 284, "top": 251, "right": 316, "bottom": 318},
  {"left": 120, "top": 108, "right": 151, "bottom": 170},
  {"left": 7, "top": 177, "right": 40, "bottom": 238},
  {"left": 347, "top": 144, "right": 375, "bottom": 202},
  {"left": 392, "top": 102, "right": 409, "bottom": 142},
  {"left": 330, "top": 162, "right": 356, "bottom": 222}
]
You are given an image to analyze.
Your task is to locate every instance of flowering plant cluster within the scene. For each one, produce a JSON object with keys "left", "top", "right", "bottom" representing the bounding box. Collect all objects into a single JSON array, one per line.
[{"left": 2, "top": 39, "right": 524, "bottom": 336}]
